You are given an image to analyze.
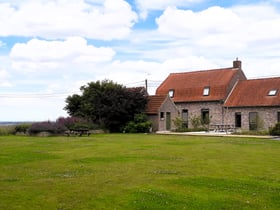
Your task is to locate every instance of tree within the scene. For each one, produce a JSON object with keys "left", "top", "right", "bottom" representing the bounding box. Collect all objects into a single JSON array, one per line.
[
  {"left": 64, "top": 94, "right": 84, "bottom": 117},
  {"left": 64, "top": 80, "right": 148, "bottom": 132}
]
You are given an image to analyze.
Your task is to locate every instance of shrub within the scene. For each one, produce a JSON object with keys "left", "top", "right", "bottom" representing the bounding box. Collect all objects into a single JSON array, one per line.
[
  {"left": 14, "top": 124, "right": 31, "bottom": 134},
  {"left": 56, "top": 116, "right": 97, "bottom": 130},
  {"left": 172, "top": 115, "right": 210, "bottom": 132},
  {"left": 68, "top": 122, "right": 91, "bottom": 130},
  {"left": 56, "top": 116, "right": 85, "bottom": 129},
  {"left": 28, "top": 121, "right": 67, "bottom": 135},
  {"left": 172, "top": 117, "right": 190, "bottom": 132},
  {"left": 124, "top": 113, "right": 152, "bottom": 133},
  {"left": 269, "top": 123, "right": 280, "bottom": 136},
  {"left": 190, "top": 114, "right": 201, "bottom": 129}
]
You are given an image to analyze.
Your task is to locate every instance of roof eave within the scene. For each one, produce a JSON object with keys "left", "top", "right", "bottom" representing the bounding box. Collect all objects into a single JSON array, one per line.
[{"left": 224, "top": 105, "right": 280, "bottom": 108}]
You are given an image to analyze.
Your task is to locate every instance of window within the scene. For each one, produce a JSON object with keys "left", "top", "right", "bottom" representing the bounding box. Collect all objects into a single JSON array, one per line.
[
  {"left": 169, "top": 89, "right": 174, "bottom": 98},
  {"left": 278, "top": 112, "right": 280, "bottom": 123},
  {"left": 201, "top": 109, "right": 210, "bottom": 125},
  {"left": 268, "top": 89, "right": 278, "bottom": 96},
  {"left": 160, "top": 112, "right": 164, "bottom": 120},
  {"left": 249, "top": 112, "right": 258, "bottom": 131},
  {"left": 203, "top": 87, "right": 210, "bottom": 96},
  {"left": 182, "top": 109, "right": 188, "bottom": 128}
]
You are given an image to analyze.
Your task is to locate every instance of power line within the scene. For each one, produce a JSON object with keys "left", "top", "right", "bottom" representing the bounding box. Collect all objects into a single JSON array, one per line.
[
  {"left": 0, "top": 92, "right": 76, "bottom": 99},
  {"left": 0, "top": 80, "right": 163, "bottom": 99}
]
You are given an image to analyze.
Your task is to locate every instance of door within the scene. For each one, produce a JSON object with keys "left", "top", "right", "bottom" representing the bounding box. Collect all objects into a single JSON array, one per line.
[
  {"left": 166, "top": 112, "right": 171, "bottom": 130},
  {"left": 235, "top": 112, "right": 241, "bottom": 128}
]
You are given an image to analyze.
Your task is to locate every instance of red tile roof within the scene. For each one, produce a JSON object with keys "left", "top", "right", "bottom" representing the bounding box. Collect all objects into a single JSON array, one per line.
[
  {"left": 156, "top": 68, "right": 246, "bottom": 102},
  {"left": 146, "top": 95, "right": 168, "bottom": 114},
  {"left": 225, "top": 77, "right": 280, "bottom": 107}
]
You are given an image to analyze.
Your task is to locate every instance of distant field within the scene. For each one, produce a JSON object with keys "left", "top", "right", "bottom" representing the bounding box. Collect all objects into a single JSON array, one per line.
[{"left": 0, "top": 134, "right": 279, "bottom": 209}]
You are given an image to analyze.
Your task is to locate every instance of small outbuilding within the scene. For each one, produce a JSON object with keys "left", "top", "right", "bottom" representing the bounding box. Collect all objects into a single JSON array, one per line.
[{"left": 146, "top": 95, "right": 179, "bottom": 132}]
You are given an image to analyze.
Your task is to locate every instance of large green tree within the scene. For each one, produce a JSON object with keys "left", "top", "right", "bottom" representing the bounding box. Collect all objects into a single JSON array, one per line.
[{"left": 64, "top": 80, "right": 148, "bottom": 132}]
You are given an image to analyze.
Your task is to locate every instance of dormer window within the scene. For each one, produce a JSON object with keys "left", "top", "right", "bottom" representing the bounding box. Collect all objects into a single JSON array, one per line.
[
  {"left": 203, "top": 87, "right": 210, "bottom": 96},
  {"left": 169, "top": 89, "right": 174, "bottom": 98},
  {"left": 268, "top": 89, "right": 278, "bottom": 96}
]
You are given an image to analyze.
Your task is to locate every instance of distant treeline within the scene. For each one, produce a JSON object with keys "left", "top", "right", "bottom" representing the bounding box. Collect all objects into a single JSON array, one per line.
[{"left": 0, "top": 122, "right": 34, "bottom": 126}]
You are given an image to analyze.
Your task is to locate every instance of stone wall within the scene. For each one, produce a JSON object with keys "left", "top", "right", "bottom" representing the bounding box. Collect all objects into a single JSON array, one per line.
[
  {"left": 158, "top": 98, "right": 179, "bottom": 131},
  {"left": 148, "top": 114, "right": 159, "bottom": 132},
  {"left": 224, "top": 107, "right": 280, "bottom": 130},
  {"left": 176, "top": 101, "right": 224, "bottom": 128},
  {"left": 174, "top": 102, "right": 280, "bottom": 131}
]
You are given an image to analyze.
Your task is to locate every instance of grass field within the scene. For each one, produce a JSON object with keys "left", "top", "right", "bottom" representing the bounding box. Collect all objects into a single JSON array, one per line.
[{"left": 0, "top": 134, "right": 279, "bottom": 209}]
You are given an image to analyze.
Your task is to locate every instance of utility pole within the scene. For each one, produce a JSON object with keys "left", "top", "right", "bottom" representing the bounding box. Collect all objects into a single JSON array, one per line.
[{"left": 145, "top": 79, "right": 148, "bottom": 92}]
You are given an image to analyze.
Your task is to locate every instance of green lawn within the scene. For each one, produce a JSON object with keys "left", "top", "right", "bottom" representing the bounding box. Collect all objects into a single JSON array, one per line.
[{"left": 0, "top": 134, "right": 279, "bottom": 209}]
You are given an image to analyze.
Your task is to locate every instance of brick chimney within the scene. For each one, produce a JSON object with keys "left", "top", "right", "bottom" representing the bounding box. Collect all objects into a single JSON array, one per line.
[{"left": 233, "top": 58, "right": 242, "bottom": 69}]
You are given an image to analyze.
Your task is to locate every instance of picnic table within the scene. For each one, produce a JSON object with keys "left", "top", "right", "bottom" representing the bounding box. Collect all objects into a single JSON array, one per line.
[
  {"left": 210, "top": 124, "right": 235, "bottom": 133},
  {"left": 65, "top": 129, "right": 90, "bottom": 136}
]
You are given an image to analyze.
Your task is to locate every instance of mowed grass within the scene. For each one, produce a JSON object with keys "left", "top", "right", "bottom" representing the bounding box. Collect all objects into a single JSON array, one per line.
[{"left": 0, "top": 134, "right": 279, "bottom": 210}]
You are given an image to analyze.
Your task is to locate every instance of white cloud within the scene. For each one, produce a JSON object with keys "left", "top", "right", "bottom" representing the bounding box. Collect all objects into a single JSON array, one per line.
[
  {"left": 136, "top": 0, "right": 202, "bottom": 10},
  {"left": 9, "top": 37, "right": 116, "bottom": 72},
  {"left": 93, "top": 56, "right": 218, "bottom": 94},
  {"left": 156, "top": 4, "right": 280, "bottom": 44},
  {"left": 0, "top": 40, "right": 5, "bottom": 47},
  {"left": 136, "top": 0, "right": 203, "bottom": 19},
  {"left": 0, "top": 0, "right": 137, "bottom": 40},
  {"left": 156, "top": 6, "right": 242, "bottom": 37},
  {"left": 0, "top": 69, "right": 12, "bottom": 87},
  {"left": 162, "top": 56, "right": 218, "bottom": 71},
  {"left": 154, "top": 4, "right": 280, "bottom": 68}
]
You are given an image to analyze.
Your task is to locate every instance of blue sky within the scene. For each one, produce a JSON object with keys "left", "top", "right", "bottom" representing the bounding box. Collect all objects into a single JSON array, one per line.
[{"left": 1, "top": 0, "right": 280, "bottom": 121}]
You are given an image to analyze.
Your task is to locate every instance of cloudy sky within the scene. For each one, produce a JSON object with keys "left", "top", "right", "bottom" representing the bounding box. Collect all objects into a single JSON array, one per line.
[{"left": 1, "top": 0, "right": 280, "bottom": 121}]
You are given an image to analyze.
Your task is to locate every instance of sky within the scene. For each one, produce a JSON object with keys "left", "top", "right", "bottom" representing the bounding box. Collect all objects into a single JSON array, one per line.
[{"left": 1, "top": 0, "right": 280, "bottom": 121}]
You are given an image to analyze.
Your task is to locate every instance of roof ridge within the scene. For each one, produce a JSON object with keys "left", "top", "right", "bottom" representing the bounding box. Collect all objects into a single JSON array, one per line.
[
  {"left": 149, "top": 94, "right": 167, "bottom": 97},
  {"left": 169, "top": 67, "right": 237, "bottom": 75},
  {"left": 246, "top": 76, "right": 280, "bottom": 81}
]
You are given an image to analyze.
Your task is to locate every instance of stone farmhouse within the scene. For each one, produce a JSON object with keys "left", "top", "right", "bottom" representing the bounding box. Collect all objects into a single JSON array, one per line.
[{"left": 146, "top": 59, "right": 280, "bottom": 132}]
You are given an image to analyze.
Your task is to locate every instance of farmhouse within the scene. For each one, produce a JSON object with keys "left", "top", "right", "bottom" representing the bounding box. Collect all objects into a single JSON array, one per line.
[{"left": 147, "top": 59, "right": 280, "bottom": 132}]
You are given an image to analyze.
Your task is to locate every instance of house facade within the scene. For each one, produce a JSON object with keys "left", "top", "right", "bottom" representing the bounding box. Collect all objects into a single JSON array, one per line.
[
  {"left": 148, "top": 59, "right": 280, "bottom": 132},
  {"left": 224, "top": 77, "right": 280, "bottom": 130}
]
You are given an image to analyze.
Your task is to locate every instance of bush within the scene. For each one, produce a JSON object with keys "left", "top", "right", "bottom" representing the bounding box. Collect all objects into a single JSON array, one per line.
[
  {"left": 270, "top": 123, "right": 280, "bottom": 136},
  {"left": 28, "top": 121, "right": 67, "bottom": 135},
  {"left": 190, "top": 114, "right": 202, "bottom": 129},
  {"left": 56, "top": 116, "right": 97, "bottom": 130},
  {"left": 172, "top": 117, "right": 184, "bottom": 132},
  {"left": 124, "top": 113, "right": 152, "bottom": 133},
  {"left": 14, "top": 124, "right": 31, "bottom": 134}
]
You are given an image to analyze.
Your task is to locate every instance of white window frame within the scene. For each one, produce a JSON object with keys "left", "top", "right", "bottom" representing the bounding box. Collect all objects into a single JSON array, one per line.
[
  {"left": 268, "top": 89, "right": 278, "bottom": 96},
  {"left": 203, "top": 87, "right": 210, "bottom": 96},
  {"left": 169, "top": 89, "right": 174, "bottom": 98}
]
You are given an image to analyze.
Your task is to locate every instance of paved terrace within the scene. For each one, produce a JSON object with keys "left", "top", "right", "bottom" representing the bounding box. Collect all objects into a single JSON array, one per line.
[{"left": 156, "top": 131, "right": 280, "bottom": 140}]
